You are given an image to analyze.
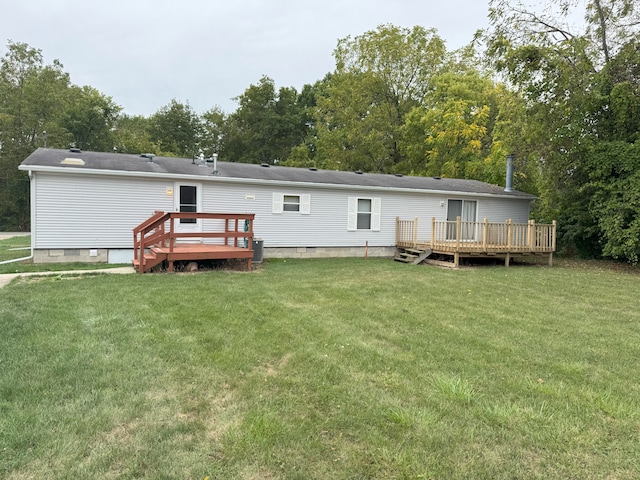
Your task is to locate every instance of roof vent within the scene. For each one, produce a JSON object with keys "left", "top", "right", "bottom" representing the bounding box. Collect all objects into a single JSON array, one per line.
[
  {"left": 354, "top": 170, "right": 363, "bottom": 174},
  {"left": 309, "top": 167, "right": 318, "bottom": 171},
  {"left": 394, "top": 173, "right": 403, "bottom": 177},
  {"left": 140, "top": 153, "right": 156, "bottom": 162},
  {"left": 61, "top": 157, "right": 85, "bottom": 166},
  {"left": 261, "top": 163, "right": 270, "bottom": 168},
  {"left": 69, "top": 147, "right": 81, "bottom": 153},
  {"left": 433, "top": 176, "right": 441, "bottom": 180}
]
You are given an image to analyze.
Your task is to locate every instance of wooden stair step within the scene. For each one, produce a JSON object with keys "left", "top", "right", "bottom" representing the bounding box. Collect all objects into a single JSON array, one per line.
[{"left": 394, "top": 256, "right": 413, "bottom": 263}]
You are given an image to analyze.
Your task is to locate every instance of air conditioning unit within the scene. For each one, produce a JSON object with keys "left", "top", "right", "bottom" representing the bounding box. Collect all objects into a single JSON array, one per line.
[{"left": 252, "top": 238, "right": 264, "bottom": 263}]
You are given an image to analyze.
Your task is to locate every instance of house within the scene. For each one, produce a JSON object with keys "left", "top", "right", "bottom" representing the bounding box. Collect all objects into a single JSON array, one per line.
[{"left": 19, "top": 148, "right": 543, "bottom": 265}]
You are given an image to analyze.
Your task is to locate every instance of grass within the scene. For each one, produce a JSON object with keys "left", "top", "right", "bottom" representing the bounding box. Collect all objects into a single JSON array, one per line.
[
  {"left": 0, "top": 235, "right": 30, "bottom": 263},
  {"left": 1, "top": 258, "right": 639, "bottom": 479},
  {"left": 0, "top": 236, "right": 127, "bottom": 274}
]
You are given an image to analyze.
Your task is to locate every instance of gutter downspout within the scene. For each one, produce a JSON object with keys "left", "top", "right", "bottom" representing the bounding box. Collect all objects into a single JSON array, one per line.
[{"left": 0, "top": 251, "right": 33, "bottom": 265}]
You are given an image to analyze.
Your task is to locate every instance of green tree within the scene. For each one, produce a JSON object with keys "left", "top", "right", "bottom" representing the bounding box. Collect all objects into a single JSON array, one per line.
[
  {"left": 113, "top": 114, "right": 157, "bottom": 154},
  {"left": 224, "top": 76, "right": 309, "bottom": 164},
  {"left": 0, "top": 42, "right": 70, "bottom": 230},
  {"left": 61, "top": 85, "right": 121, "bottom": 151},
  {"left": 399, "top": 70, "right": 494, "bottom": 177},
  {"left": 148, "top": 99, "right": 202, "bottom": 157},
  {"left": 486, "top": 0, "right": 640, "bottom": 260},
  {"left": 314, "top": 24, "right": 447, "bottom": 172},
  {"left": 199, "top": 106, "right": 227, "bottom": 158},
  {"left": 583, "top": 140, "right": 640, "bottom": 263},
  {"left": 315, "top": 71, "right": 395, "bottom": 172}
]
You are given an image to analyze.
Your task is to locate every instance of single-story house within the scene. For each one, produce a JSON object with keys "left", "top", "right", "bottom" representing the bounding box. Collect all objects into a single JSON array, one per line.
[{"left": 19, "top": 148, "right": 538, "bottom": 264}]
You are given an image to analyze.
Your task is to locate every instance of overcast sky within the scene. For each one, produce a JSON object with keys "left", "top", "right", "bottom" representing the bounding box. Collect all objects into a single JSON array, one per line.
[{"left": 2, "top": 0, "right": 491, "bottom": 116}]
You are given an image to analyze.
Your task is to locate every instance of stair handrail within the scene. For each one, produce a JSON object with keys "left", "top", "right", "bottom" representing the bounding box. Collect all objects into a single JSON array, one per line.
[
  {"left": 134, "top": 211, "right": 256, "bottom": 272},
  {"left": 133, "top": 211, "right": 171, "bottom": 272}
]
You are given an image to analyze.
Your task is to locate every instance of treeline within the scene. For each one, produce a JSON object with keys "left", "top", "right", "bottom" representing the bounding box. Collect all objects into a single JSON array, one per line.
[{"left": 1, "top": 0, "right": 639, "bottom": 263}]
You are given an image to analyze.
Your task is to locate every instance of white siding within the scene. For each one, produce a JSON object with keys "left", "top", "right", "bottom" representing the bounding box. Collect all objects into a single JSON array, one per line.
[
  {"left": 34, "top": 172, "right": 173, "bottom": 249},
  {"left": 33, "top": 171, "right": 532, "bottom": 250}
]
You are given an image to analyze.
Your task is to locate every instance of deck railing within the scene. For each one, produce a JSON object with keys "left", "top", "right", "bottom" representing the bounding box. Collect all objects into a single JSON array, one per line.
[
  {"left": 396, "top": 217, "right": 556, "bottom": 254},
  {"left": 133, "top": 211, "right": 255, "bottom": 272}
]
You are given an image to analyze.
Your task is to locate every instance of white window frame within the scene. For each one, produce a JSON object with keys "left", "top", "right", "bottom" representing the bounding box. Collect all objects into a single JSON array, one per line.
[
  {"left": 348, "top": 197, "right": 381, "bottom": 231},
  {"left": 272, "top": 193, "right": 310, "bottom": 214}
]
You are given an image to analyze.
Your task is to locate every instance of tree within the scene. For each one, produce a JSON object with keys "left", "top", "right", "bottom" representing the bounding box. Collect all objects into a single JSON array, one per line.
[
  {"left": 0, "top": 42, "right": 70, "bottom": 230},
  {"left": 485, "top": 0, "right": 640, "bottom": 260},
  {"left": 314, "top": 24, "right": 447, "bottom": 172},
  {"left": 113, "top": 114, "right": 157, "bottom": 154},
  {"left": 61, "top": 85, "right": 121, "bottom": 151},
  {"left": 583, "top": 140, "right": 640, "bottom": 263},
  {"left": 315, "top": 71, "right": 396, "bottom": 172},
  {"left": 199, "top": 106, "right": 227, "bottom": 158},
  {"left": 224, "top": 76, "right": 309, "bottom": 164},
  {"left": 148, "top": 99, "right": 202, "bottom": 157},
  {"left": 399, "top": 70, "right": 496, "bottom": 178}
]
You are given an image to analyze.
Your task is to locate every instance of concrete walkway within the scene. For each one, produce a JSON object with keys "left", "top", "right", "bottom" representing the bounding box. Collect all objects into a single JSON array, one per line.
[
  {"left": 0, "top": 266, "right": 135, "bottom": 289},
  {"left": 0, "top": 232, "right": 30, "bottom": 241}
]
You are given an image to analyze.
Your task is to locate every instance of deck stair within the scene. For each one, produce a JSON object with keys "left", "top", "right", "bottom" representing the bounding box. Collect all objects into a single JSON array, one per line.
[
  {"left": 394, "top": 247, "right": 432, "bottom": 265},
  {"left": 132, "top": 248, "right": 167, "bottom": 272}
]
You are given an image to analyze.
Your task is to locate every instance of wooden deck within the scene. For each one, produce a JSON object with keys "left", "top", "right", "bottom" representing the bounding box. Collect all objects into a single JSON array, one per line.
[
  {"left": 133, "top": 211, "right": 255, "bottom": 273},
  {"left": 396, "top": 217, "right": 556, "bottom": 267}
]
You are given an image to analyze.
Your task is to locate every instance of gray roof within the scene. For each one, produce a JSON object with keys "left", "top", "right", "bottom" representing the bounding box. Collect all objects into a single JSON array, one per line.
[{"left": 20, "top": 148, "right": 536, "bottom": 199}]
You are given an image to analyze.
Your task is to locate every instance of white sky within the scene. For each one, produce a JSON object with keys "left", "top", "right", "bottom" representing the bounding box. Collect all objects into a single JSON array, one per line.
[{"left": 1, "top": 0, "right": 490, "bottom": 116}]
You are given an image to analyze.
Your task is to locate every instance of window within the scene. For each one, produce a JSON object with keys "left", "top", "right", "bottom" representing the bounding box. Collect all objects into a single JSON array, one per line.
[
  {"left": 348, "top": 197, "right": 381, "bottom": 231},
  {"left": 283, "top": 195, "right": 300, "bottom": 212},
  {"left": 357, "top": 199, "right": 372, "bottom": 229},
  {"left": 272, "top": 193, "right": 311, "bottom": 214},
  {"left": 446, "top": 199, "right": 477, "bottom": 240}
]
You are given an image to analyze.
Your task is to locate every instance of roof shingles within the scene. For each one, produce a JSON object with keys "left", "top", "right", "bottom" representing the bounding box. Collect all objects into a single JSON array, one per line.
[{"left": 20, "top": 148, "right": 536, "bottom": 199}]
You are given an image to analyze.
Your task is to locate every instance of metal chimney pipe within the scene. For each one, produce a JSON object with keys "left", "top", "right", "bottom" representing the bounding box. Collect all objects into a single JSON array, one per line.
[
  {"left": 212, "top": 153, "right": 218, "bottom": 175},
  {"left": 505, "top": 153, "right": 515, "bottom": 192}
]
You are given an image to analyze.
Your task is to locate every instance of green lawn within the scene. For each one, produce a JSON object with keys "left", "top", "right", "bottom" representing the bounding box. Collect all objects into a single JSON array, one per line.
[
  {"left": 1, "top": 258, "right": 639, "bottom": 479},
  {"left": 0, "top": 235, "right": 30, "bottom": 264}
]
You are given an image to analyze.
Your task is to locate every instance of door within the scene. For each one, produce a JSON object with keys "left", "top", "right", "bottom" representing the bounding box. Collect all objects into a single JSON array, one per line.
[
  {"left": 174, "top": 183, "right": 202, "bottom": 235},
  {"left": 446, "top": 199, "right": 477, "bottom": 240}
]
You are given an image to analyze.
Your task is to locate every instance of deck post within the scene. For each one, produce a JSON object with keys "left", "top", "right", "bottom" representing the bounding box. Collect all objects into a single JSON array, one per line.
[
  {"left": 431, "top": 217, "right": 435, "bottom": 250},
  {"left": 413, "top": 217, "right": 418, "bottom": 248},
  {"left": 527, "top": 220, "right": 534, "bottom": 252},
  {"left": 482, "top": 218, "right": 488, "bottom": 252},
  {"left": 456, "top": 216, "right": 461, "bottom": 252},
  {"left": 552, "top": 220, "right": 557, "bottom": 252},
  {"left": 454, "top": 252, "right": 459, "bottom": 268},
  {"left": 506, "top": 219, "right": 512, "bottom": 249},
  {"left": 505, "top": 252, "right": 511, "bottom": 267}
]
